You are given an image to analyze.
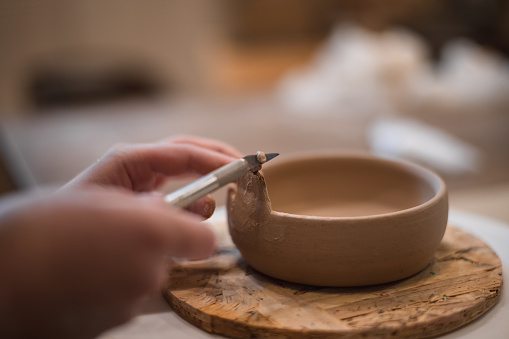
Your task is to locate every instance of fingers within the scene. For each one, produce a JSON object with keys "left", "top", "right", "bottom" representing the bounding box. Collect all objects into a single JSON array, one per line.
[
  {"left": 106, "top": 191, "right": 217, "bottom": 260},
  {"left": 64, "top": 142, "right": 237, "bottom": 192},
  {"left": 1, "top": 189, "right": 217, "bottom": 338},
  {"left": 185, "top": 194, "right": 216, "bottom": 219},
  {"left": 141, "top": 143, "right": 235, "bottom": 177},
  {"left": 143, "top": 191, "right": 215, "bottom": 219},
  {"left": 163, "top": 134, "right": 243, "bottom": 158},
  {"left": 53, "top": 189, "right": 216, "bottom": 260}
]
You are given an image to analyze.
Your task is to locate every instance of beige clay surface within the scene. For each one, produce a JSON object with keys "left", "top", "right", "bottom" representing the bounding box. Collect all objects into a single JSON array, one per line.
[{"left": 227, "top": 154, "right": 449, "bottom": 286}]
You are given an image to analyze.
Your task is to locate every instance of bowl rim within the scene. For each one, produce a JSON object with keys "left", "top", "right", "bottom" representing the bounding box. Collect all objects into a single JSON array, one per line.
[{"left": 261, "top": 152, "right": 448, "bottom": 221}]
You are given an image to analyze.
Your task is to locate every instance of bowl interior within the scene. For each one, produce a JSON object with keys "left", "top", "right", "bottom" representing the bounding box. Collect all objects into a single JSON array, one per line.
[{"left": 262, "top": 156, "right": 440, "bottom": 218}]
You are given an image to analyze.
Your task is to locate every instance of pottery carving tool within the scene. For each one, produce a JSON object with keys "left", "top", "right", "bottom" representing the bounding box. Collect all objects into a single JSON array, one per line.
[{"left": 164, "top": 151, "right": 279, "bottom": 208}]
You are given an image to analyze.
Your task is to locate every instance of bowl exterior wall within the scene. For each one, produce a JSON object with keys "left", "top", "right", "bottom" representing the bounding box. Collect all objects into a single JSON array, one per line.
[
  {"left": 227, "top": 155, "right": 449, "bottom": 287},
  {"left": 229, "top": 193, "right": 448, "bottom": 286}
]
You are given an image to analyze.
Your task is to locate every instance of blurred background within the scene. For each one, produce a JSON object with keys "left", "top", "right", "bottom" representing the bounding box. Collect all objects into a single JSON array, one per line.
[{"left": 1, "top": 0, "right": 508, "bottom": 222}]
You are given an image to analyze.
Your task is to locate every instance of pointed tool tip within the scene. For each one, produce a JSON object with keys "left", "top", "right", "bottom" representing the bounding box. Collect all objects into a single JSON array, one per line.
[{"left": 265, "top": 153, "right": 279, "bottom": 162}]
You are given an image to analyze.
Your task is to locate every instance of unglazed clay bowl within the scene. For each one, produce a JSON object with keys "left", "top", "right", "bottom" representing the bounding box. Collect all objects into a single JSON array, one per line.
[{"left": 227, "top": 153, "right": 448, "bottom": 286}]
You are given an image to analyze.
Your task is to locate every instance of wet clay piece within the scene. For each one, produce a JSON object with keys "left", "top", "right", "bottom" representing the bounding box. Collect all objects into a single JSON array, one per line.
[{"left": 227, "top": 154, "right": 448, "bottom": 286}]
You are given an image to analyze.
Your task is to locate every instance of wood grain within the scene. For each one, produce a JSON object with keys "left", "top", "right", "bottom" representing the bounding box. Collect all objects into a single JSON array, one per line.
[{"left": 164, "top": 225, "right": 502, "bottom": 338}]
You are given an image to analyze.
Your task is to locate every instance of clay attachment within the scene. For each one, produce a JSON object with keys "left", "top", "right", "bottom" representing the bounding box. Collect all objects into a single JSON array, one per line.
[{"left": 227, "top": 153, "right": 448, "bottom": 286}]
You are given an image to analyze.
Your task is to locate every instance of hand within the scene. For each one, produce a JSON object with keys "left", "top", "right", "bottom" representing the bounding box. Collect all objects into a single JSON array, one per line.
[
  {"left": 62, "top": 135, "right": 242, "bottom": 218},
  {"left": 0, "top": 188, "right": 215, "bottom": 339},
  {"left": 0, "top": 136, "right": 242, "bottom": 339}
]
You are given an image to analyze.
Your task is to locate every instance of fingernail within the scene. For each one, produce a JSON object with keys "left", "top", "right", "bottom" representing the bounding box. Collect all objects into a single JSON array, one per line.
[{"left": 203, "top": 201, "right": 212, "bottom": 216}]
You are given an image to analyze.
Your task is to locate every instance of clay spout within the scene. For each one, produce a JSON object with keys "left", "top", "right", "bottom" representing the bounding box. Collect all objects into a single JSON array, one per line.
[{"left": 227, "top": 171, "right": 272, "bottom": 234}]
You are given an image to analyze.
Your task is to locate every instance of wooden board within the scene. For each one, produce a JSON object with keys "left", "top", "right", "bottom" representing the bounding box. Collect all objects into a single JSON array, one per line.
[{"left": 164, "top": 225, "right": 503, "bottom": 338}]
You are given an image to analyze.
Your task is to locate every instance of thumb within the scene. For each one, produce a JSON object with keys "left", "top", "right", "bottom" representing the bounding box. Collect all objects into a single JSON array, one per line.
[{"left": 185, "top": 194, "right": 216, "bottom": 219}]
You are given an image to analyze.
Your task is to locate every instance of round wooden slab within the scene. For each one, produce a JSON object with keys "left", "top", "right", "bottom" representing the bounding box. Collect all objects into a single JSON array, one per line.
[{"left": 164, "top": 225, "right": 502, "bottom": 338}]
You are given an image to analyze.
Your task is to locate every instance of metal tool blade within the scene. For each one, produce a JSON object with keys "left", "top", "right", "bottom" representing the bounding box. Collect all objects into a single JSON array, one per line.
[{"left": 244, "top": 152, "right": 279, "bottom": 171}]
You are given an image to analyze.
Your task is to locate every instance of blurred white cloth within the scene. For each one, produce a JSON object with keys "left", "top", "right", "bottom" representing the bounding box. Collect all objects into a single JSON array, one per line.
[
  {"left": 369, "top": 118, "right": 481, "bottom": 175},
  {"left": 410, "top": 39, "right": 509, "bottom": 108},
  {"left": 276, "top": 24, "right": 509, "bottom": 115}
]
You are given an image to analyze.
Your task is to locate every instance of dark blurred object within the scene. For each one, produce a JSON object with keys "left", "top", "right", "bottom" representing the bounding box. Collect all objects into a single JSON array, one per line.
[
  {"left": 0, "top": 158, "right": 17, "bottom": 194},
  {"left": 227, "top": 0, "right": 509, "bottom": 58},
  {"left": 349, "top": 0, "right": 509, "bottom": 60},
  {"left": 0, "top": 1, "right": 221, "bottom": 114},
  {"left": 227, "top": 1, "right": 334, "bottom": 44},
  {"left": 0, "top": 129, "right": 16, "bottom": 194},
  {"left": 0, "top": 124, "right": 37, "bottom": 193},
  {"left": 28, "top": 60, "right": 162, "bottom": 110}
]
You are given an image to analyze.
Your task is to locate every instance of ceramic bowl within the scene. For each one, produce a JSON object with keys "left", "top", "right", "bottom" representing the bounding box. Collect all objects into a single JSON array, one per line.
[{"left": 227, "top": 153, "right": 448, "bottom": 286}]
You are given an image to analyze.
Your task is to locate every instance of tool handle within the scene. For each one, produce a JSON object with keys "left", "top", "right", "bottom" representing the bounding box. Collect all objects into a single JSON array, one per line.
[{"left": 164, "top": 158, "right": 248, "bottom": 208}]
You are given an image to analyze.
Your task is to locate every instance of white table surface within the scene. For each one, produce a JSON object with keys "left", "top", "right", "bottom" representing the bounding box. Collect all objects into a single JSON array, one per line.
[{"left": 99, "top": 209, "right": 509, "bottom": 339}]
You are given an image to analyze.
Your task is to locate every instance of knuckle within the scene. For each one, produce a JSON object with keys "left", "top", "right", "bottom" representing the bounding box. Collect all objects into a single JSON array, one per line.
[
  {"left": 167, "top": 134, "right": 195, "bottom": 143},
  {"left": 110, "top": 142, "right": 131, "bottom": 152},
  {"left": 105, "top": 143, "right": 135, "bottom": 160}
]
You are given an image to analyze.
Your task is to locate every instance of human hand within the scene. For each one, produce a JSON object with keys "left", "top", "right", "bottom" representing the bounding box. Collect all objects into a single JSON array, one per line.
[
  {"left": 0, "top": 188, "right": 214, "bottom": 339},
  {"left": 62, "top": 135, "right": 242, "bottom": 218}
]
